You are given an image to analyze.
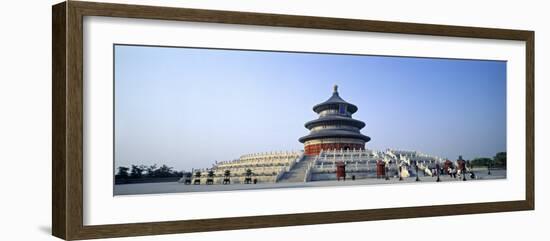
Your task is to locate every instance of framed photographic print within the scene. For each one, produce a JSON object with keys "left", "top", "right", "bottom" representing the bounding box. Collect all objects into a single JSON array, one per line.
[{"left": 52, "top": 1, "right": 534, "bottom": 240}]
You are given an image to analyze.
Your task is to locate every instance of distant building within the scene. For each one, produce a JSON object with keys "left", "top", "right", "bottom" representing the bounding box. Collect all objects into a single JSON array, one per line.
[{"left": 299, "top": 85, "right": 371, "bottom": 155}]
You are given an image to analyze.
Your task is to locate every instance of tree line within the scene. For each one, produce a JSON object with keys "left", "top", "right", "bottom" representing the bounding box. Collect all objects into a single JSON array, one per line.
[
  {"left": 115, "top": 164, "right": 184, "bottom": 180},
  {"left": 470, "top": 152, "right": 506, "bottom": 168}
]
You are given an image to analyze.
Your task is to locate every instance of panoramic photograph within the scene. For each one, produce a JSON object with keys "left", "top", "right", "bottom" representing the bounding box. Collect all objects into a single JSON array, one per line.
[{"left": 113, "top": 44, "right": 507, "bottom": 195}]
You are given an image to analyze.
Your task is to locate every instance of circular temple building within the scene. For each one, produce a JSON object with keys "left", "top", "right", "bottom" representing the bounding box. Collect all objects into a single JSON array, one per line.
[{"left": 299, "top": 85, "right": 371, "bottom": 155}]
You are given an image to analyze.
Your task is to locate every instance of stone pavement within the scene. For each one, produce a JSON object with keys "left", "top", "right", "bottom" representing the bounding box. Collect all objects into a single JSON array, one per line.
[{"left": 115, "top": 169, "right": 506, "bottom": 195}]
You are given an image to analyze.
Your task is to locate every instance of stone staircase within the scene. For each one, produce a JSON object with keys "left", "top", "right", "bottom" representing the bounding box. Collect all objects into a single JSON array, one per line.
[{"left": 277, "top": 155, "right": 316, "bottom": 183}]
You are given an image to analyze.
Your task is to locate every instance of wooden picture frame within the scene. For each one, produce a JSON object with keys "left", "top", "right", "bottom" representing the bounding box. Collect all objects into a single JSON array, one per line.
[{"left": 52, "top": 1, "right": 534, "bottom": 240}]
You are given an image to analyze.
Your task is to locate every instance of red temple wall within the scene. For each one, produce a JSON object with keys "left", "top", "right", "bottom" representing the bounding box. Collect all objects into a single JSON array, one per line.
[{"left": 304, "top": 143, "right": 365, "bottom": 155}]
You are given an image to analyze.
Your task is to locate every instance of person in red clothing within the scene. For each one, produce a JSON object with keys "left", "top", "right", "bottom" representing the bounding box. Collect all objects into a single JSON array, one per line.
[{"left": 336, "top": 161, "right": 346, "bottom": 181}]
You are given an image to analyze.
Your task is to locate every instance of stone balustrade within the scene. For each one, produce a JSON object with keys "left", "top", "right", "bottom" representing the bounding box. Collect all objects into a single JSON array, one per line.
[{"left": 192, "top": 151, "right": 303, "bottom": 184}]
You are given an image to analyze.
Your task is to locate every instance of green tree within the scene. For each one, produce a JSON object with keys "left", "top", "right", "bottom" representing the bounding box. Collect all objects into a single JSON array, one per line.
[
  {"left": 471, "top": 157, "right": 492, "bottom": 167},
  {"left": 130, "top": 165, "right": 144, "bottom": 178},
  {"left": 156, "top": 164, "right": 174, "bottom": 177},
  {"left": 174, "top": 171, "right": 184, "bottom": 177},
  {"left": 494, "top": 152, "right": 507, "bottom": 168},
  {"left": 116, "top": 166, "right": 129, "bottom": 178},
  {"left": 145, "top": 164, "right": 158, "bottom": 177}
]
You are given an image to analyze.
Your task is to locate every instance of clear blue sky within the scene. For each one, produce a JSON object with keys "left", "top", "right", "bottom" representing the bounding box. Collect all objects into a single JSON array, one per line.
[{"left": 114, "top": 45, "right": 506, "bottom": 171}]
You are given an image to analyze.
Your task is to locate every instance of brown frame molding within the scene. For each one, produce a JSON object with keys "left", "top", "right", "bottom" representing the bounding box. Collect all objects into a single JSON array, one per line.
[{"left": 52, "top": 1, "right": 534, "bottom": 240}]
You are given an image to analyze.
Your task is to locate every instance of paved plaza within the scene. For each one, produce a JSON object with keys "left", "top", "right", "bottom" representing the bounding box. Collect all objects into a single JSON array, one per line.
[{"left": 114, "top": 169, "right": 505, "bottom": 195}]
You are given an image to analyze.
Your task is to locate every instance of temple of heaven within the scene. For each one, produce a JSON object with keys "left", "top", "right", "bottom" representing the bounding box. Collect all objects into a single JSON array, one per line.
[{"left": 299, "top": 85, "right": 371, "bottom": 155}]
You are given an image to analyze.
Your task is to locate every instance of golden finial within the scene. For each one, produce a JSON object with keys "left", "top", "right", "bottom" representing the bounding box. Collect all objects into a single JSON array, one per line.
[{"left": 333, "top": 84, "right": 338, "bottom": 93}]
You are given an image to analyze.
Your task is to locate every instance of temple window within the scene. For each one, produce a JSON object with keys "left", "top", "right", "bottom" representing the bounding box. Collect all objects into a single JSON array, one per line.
[{"left": 339, "top": 104, "right": 346, "bottom": 115}]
